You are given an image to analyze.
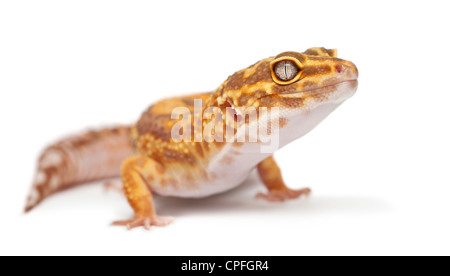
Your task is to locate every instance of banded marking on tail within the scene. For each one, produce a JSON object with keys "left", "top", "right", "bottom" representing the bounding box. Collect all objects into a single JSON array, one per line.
[{"left": 25, "top": 126, "right": 133, "bottom": 212}]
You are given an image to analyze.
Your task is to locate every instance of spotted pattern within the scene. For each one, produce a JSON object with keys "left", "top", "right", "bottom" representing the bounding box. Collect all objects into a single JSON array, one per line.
[{"left": 133, "top": 48, "right": 358, "bottom": 171}]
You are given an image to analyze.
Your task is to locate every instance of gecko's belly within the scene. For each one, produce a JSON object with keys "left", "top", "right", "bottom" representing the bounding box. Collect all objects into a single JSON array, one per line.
[
  {"left": 150, "top": 168, "right": 251, "bottom": 198},
  {"left": 148, "top": 141, "right": 266, "bottom": 198}
]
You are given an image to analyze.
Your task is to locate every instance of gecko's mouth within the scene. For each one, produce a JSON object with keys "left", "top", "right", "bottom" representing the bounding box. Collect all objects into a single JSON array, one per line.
[{"left": 279, "top": 79, "right": 358, "bottom": 97}]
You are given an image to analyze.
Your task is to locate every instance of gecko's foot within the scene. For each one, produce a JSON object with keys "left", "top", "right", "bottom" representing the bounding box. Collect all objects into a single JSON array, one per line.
[
  {"left": 112, "top": 215, "right": 174, "bottom": 230},
  {"left": 103, "top": 181, "right": 123, "bottom": 194},
  {"left": 256, "top": 187, "right": 311, "bottom": 202}
]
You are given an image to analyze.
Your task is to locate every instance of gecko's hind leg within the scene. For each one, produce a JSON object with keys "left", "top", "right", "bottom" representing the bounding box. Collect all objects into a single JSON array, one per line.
[
  {"left": 112, "top": 157, "right": 173, "bottom": 230},
  {"left": 256, "top": 156, "right": 311, "bottom": 202}
]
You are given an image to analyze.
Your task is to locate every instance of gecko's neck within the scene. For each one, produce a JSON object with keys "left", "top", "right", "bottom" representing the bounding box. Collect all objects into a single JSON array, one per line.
[{"left": 204, "top": 88, "right": 223, "bottom": 109}]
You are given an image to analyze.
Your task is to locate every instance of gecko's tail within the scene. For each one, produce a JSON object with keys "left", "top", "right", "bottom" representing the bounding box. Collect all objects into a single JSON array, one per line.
[{"left": 24, "top": 126, "right": 134, "bottom": 212}]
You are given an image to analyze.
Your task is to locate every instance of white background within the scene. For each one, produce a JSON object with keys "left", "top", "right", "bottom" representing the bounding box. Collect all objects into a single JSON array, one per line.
[{"left": 1, "top": 0, "right": 449, "bottom": 256}]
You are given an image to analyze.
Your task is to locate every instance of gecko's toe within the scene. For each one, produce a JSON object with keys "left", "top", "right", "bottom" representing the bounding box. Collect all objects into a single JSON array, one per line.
[
  {"left": 103, "top": 181, "right": 123, "bottom": 194},
  {"left": 112, "top": 215, "right": 174, "bottom": 230},
  {"left": 256, "top": 187, "right": 311, "bottom": 202},
  {"left": 151, "top": 216, "right": 174, "bottom": 226}
]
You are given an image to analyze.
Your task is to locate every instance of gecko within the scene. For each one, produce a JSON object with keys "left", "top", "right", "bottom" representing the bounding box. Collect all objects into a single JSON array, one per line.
[{"left": 25, "top": 47, "right": 358, "bottom": 230}]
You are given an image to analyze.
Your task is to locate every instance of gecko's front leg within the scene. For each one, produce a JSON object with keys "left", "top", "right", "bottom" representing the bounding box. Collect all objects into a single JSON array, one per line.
[
  {"left": 256, "top": 156, "right": 311, "bottom": 202},
  {"left": 112, "top": 157, "right": 173, "bottom": 230}
]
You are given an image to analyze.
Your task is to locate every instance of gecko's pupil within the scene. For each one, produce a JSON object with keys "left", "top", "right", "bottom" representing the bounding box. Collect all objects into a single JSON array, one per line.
[{"left": 273, "top": 60, "right": 299, "bottom": 82}]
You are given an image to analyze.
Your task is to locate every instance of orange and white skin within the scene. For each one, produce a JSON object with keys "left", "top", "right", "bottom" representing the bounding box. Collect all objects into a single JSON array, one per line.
[{"left": 25, "top": 47, "right": 358, "bottom": 230}]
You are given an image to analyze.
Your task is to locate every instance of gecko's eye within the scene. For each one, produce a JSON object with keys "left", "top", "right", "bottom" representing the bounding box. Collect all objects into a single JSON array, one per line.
[
  {"left": 273, "top": 60, "right": 299, "bottom": 81},
  {"left": 270, "top": 58, "right": 303, "bottom": 85}
]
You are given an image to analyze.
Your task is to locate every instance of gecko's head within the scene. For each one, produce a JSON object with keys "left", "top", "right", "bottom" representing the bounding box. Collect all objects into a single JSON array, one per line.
[{"left": 216, "top": 47, "right": 358, "bottom": 110}]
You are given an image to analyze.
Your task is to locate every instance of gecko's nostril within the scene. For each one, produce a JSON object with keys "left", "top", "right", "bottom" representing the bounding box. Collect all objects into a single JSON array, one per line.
[{"left": 335, "top": 62, "right": 358, "bottom": 79}]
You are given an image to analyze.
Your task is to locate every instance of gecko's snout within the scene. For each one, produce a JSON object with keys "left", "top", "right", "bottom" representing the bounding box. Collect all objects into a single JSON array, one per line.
[{"left": 335, "top": 61, "right": 358, "bottom": 80}]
